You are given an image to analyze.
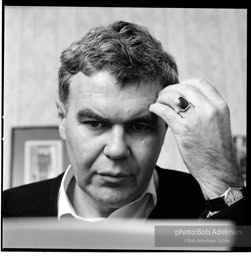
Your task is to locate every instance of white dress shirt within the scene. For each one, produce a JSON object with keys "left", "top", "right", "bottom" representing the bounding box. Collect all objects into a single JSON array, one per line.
[{"left": 58, "top": 165, "right": 158, "bottom": 222}]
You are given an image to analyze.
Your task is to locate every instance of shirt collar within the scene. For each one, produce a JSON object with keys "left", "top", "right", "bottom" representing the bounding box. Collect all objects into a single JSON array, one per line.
[{"left": 58, "top": 165, "right": 158, "bottom": 221}]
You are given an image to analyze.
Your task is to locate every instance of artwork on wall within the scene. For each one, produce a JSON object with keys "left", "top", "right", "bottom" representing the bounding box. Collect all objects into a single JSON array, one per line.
[
  {"left": 24, "top": 140, "right": 63, "bottom": 184},
  {"left": 10, "top": 127, "right": 69, "bottom": 188}
]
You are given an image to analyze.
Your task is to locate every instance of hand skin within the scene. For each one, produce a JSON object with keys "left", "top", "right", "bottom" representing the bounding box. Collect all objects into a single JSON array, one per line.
[{"left": 149, "top": 78, "right": 244, "bottom": 200}]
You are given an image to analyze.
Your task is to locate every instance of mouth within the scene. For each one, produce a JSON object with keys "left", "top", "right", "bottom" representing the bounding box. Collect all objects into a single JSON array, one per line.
[{"left": 96, "top": 172, "right": 131, "bottom": 184}]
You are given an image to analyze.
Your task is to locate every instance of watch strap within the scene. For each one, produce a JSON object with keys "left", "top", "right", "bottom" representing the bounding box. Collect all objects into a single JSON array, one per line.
[
  {"left": 206, "top": 196, "right": 227, "bottom": 212},
  {"left": 206, "top": 187, "right": 246, "bottom": 212},
  {"left": 241, "top": 187, "right": 246, "bottom": 196}
]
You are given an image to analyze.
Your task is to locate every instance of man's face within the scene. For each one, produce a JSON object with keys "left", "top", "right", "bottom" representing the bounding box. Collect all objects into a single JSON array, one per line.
[{"left": 59, "top": 71, "right": 166, "bottom": 210}]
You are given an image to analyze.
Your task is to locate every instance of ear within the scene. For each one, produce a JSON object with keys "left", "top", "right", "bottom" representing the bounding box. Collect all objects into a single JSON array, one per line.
[{"left": 56, "top": 99, "right": 67, "bottom": 140}]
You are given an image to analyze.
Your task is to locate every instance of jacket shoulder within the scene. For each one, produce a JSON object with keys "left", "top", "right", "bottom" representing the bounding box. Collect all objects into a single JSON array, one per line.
[{"left": 2, "top": 173, "right": 64, "bottom": 217}]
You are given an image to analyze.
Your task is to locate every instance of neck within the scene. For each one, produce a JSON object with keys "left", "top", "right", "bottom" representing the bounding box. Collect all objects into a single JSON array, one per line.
[{"left": 67, "top": 178, "right": 116, "bottom": 218}]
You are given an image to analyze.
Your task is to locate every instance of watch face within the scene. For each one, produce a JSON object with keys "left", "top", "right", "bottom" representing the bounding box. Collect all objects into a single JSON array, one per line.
[{"left": 225, "top": 189, "right": 243, "bottom": 206}]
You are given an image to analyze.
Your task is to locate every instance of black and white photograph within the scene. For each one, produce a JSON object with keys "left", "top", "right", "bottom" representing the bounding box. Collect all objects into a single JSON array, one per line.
[
  {"left": 1, "top": 6, "right": 248, "bottom": 252},
  {"left": 7, "top": 126, "right": 68, "bottom": 188},
  {"left": 24, "top": 140, "right": 63, "bottom": 184}
]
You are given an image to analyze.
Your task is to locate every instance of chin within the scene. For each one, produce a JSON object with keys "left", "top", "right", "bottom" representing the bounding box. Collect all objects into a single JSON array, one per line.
[{"left": 96, "top": 189, "right": 138, "bottom": 209}]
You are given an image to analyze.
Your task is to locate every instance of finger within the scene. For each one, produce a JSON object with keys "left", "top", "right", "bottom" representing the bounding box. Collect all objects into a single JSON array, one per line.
[
  {"left": 156, "top": 90, "right": 191, "bottom": 113},
  {"left": 180, "top": 78, "right": 225, "bottom": 102},
  {"left": 178, "top": 80, "right": 229, "bottom": 113},
  {"left": 157, "top": 87, "right": 211, "bottom": 113},
  {"left": 160, "top": 79, "right": 224, "bottom": 108},
  {"left": 149, "top": 102, "right": 182, "bottom": 130}
]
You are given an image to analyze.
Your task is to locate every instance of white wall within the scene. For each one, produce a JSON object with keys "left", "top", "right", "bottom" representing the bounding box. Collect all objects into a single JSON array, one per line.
[{"left": 3, "top": 7, "right": 247, "bottom": 189}]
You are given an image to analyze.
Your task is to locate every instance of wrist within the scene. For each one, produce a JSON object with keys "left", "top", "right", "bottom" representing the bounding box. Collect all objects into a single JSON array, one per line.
[
  {"left": 206, "top": 187, "right": 246, "bottom": 212},
  {"left": 197, "top": 179, "right": 229, "bottom": 200},
  {"left": 194, "top": 167, "right": 244, "bottom": 200}
]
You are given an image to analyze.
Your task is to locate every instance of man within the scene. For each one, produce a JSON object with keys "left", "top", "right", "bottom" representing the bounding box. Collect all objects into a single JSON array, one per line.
[{"left": 3, "top": 21, "right": 246, "bottom": 224}]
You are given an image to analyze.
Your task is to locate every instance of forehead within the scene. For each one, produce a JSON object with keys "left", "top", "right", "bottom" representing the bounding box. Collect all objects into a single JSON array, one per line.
[
  {"left": 68, "top": 72, "right": 161, "bottom": 114},
  {"left": 69, "top": 71, "right": 161, "bottom": 99}
]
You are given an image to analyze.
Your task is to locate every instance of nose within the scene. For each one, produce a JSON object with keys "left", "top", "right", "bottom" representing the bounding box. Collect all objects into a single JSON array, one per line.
[{"left": 104, "top": 125, "right": 130, "bottom": 160}]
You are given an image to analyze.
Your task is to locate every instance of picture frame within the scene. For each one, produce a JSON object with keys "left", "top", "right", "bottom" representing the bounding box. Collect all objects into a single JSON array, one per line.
[
  {"left": 24, "top": 140, "right": 63, "bottom": 184},
  {"left": 10, "top": 127, "right": 69, "bottom": 188}
]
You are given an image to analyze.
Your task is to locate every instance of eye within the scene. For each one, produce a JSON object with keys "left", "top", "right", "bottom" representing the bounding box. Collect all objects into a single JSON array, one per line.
[
  {"left": 131, "top": 123, "right": 149, "bottom": 132},
  {"left": 90, "top": 121, "right": 101, "bottom": 127},
  {"left": 84, "top": 121, "right": 104, "bottom": 129}
]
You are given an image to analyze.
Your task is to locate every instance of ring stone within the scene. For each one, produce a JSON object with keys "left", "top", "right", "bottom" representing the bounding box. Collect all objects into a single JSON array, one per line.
[{"left": 175, "top": 97, "right": 191, "bottom": 112}]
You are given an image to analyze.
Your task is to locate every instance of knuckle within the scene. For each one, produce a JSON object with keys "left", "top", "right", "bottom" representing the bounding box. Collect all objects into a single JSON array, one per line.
[
  {"left": 195, "top": 78, "right": 207, "bottom": 84},
  {"left": 206, "top": 101, "right": 229, "bottom": 119},
  {"left": 221, "top": 102, "right": 230, "bottom": 113},
  {"left": 188, "top": 86, "right": 199, "bottom": 94},
  {"left": 191, "top": 78, "right": 210, "bottom": 86},
  {"left": 181, "top": 78, "right": 207, "bottom": 84},
  {"left": 194, "top": 78, "right": 214, "bottom": 90},
  {"left": 217, "top": 100, "right": 230, "bottom": 114},
  {"left": 207, "top": 105, "right": 219, "bottom": 118},
  {"left": 180, "top": 84, "right": 198, "bottom": 94}
]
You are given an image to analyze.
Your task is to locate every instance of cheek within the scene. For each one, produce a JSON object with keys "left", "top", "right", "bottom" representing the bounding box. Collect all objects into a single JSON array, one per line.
[
  {"left": 65, "top": 124, "right": 103, "bottom": 169},
  {"left": 137, "top": 131, "right": 165, "bottom": 159},
  {"left": 133, "top": 135, "right": 164, "bottom": 175},
  {"left": 129, "top": 138, "right": 160, "bottom": 191},
  {"left": 65, "top": 132, "right": 103, "bottom": 188}
]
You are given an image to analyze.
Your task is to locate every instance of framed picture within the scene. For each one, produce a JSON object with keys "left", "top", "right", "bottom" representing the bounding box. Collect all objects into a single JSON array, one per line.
[
  {"left": 10, "top": 127, "right": 69, "bottom": 188},
  {"left": 24, "top": 140, "right": 63, "bottom": 184}
]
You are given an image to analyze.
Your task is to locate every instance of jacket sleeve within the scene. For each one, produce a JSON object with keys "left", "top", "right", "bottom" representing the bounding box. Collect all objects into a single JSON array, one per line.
[{"left": 200, "top": 197, "right": 247, "bottom": 225}]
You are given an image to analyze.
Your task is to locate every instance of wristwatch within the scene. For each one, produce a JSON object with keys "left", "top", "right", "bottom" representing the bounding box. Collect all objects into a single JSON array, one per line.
[{"left": 206, "top": 187, "right": 246, "bottom": 212}]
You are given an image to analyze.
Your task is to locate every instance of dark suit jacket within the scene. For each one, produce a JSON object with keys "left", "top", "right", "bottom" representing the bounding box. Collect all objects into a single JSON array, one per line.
[{"left": 2, "top": 166, "right": 247, "bottom": 224}]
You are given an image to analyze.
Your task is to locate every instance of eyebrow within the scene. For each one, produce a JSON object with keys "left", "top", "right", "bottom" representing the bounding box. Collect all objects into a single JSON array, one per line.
[{"left": 77, "top": 108, "right": 159, "bottom": 125}]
